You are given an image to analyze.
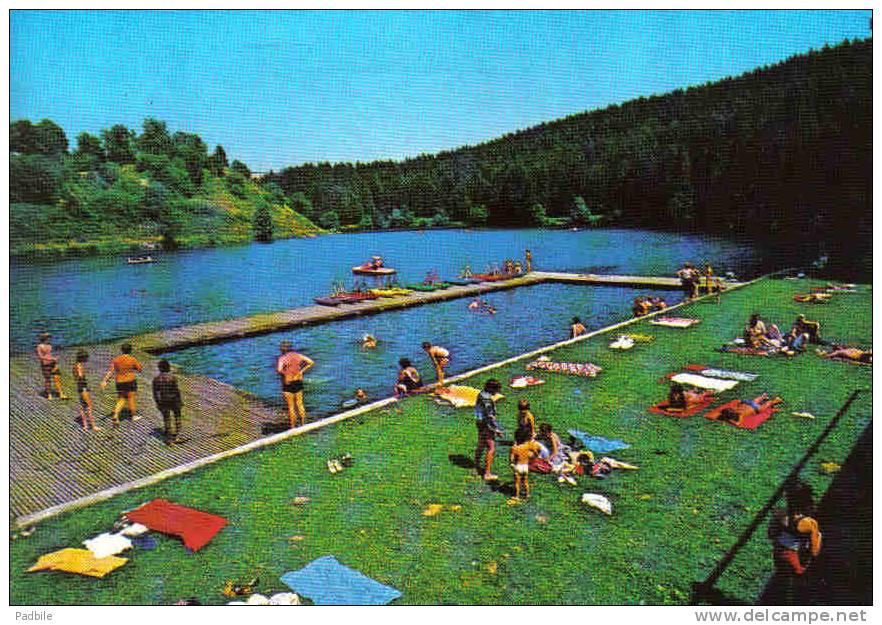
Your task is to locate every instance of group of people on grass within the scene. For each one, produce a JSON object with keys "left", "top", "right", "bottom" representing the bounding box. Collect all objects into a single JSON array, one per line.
[
  {"left": 743, "top": 312, "right": 824, "bottom": 355},
  {"left": 35, "top": 334, "right": 184, "bottom": 443}
]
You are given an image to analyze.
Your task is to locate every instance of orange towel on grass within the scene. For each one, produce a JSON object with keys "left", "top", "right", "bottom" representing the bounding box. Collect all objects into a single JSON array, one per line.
[{"left": 705, "top": 400, "right": 779, "bottom": 430}]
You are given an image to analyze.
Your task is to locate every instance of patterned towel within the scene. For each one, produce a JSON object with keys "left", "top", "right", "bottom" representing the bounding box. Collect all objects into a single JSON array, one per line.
[{"left": 526, "top": 360, "right": 602, "bottom": 377}]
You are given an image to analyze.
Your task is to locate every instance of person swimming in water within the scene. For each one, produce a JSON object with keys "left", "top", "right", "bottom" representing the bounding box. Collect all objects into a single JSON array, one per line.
[{"left": 361, "top": 334, "right": 378, "bottom": 349}]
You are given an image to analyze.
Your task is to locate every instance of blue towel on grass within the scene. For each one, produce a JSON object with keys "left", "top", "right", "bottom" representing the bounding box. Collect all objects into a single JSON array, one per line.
[
  {"left": 568, "top": 429, "right": 630, "bottom": 453},
  {"left": 281, "top": 556, "right": 402, "bottom": 605}
]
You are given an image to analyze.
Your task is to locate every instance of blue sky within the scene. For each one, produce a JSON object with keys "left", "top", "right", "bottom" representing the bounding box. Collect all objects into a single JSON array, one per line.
[{"left": 10, "top": 10, "right": 872, "bottom": 171}]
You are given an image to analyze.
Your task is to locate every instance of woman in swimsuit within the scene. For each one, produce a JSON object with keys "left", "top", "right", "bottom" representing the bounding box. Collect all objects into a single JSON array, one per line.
[{"left": 73, "top": 350, "right": 100, "bottom": 432}]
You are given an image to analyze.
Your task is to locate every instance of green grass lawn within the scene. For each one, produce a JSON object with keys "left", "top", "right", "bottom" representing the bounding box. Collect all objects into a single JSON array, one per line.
[{"left": 9, "top": 277, "right": 872, "bottom": 605}]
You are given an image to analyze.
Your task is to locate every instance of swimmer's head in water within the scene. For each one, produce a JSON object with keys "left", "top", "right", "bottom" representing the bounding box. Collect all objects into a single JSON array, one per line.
[
  {"left": 421, "top": 342, "right": 432, "bottom": 350},
  {"left": 39, "top": 332, "right": 51, "bottom": 341},
  {"left": 280, "top": 340, "right": 292, "bottom": 353}
]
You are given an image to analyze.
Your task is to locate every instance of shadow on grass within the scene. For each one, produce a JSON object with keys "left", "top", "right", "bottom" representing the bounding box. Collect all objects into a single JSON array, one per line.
[
  {"left": 261, "top": 422, "right": 292, "bottom": 436},
  {"left": 448, "top": 454, "right": 474, "bottom": 470}
]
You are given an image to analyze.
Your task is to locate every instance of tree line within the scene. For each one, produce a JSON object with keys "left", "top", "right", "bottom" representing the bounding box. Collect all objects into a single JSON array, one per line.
[{"left": 263, "top": 39, "right": 871, "bottom": 271}]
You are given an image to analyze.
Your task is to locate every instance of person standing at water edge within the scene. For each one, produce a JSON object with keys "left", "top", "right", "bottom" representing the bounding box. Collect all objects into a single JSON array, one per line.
[
  {"left": 35, "top": 333, "right": 68, "bottom": 400},
  {"left": 525, "top": 249, "right": 533, "bottom": 273},
  {"left": 101, "top": 343, "right": 143, "bottom": 425},
  {"left": 422, "top": 341, "right": 450, "bottom": 387},
  {"left": 677, "top": 262, "right": 698, "bottom": 300},
  {"left": 474, "top": 379, "right": 504, "bottom": 481},
  {"left": 152, "top": 359, "right": 183, "bottom": 444},
  {"left": 570, "top": 317, "right": 587, "bottom": 338},
  {"left": 277, "top": 340, "right": 314, "bottom": 428}
]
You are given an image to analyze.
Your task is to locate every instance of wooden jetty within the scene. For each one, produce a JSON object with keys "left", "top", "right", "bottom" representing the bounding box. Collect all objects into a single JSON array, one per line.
[
  {"left": 9, "top": 345, "right": 286, "bottom": 522},
  {"left": 131, "top": 272, "right": 702, "bottom": 353}
]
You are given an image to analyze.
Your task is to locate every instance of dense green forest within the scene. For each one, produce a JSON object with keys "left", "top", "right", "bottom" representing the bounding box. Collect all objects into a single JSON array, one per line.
[
  {"left": 11, "top": 39, "right": 871, "bottom": 269},
  {"left": 9, "top": 119, "right": 320, "bottom": 257},
  {"left": 265, "top": 38, "right": 871, "bottom": 268}
]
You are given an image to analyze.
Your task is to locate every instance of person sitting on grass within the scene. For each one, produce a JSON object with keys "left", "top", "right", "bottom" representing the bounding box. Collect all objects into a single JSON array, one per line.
[
  {"left": 632, "top": 296, "right": 651, "bottom": 317},
  {"left": 394, "top": 358, "right": 422, "bottom": 397},
  {"left": 73, "top": 350, "right": 100, "bottom": 432},
  {"left": 570, "top": 317, "right": 587, "bottom": 338},
  {"left": 666, "top": 382, "right": 713, "bottom": 411},
  {"left": 744, "top": 313, "right": 769, "bottom": 348},
  {"left": 790, "top": 314, "right": 825, "bottom": 346},
  {"left": 717, "top": 393, "right": 783, "bottom": 425},
  {"left": 509, "top": 429, "right": 543, "bottom": 501},
  {"left": 817, "top": 345, "right": 872, "bottom": 364}
]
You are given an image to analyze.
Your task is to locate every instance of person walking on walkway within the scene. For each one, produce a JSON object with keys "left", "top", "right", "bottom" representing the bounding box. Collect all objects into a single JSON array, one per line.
[
  {"left": 101, "top": 343, "right": 143, "bottom": 426},
  {"left": 422, "top": 341, "right": 450, "bottom": 388},
  {"left": 73, "top": 350, "right": 100, "bottom": 432},
  {"left": 35, "top": 332, "right": 68, "bottom": 400},
  {"left": 474, "top": 379, "right": 504, "bottom": 481},
  {"left": 277, "top": 340, "right": 314, "bottom": 428},
  {"left": 152, "top": 359, "right": 183, "bottom": 444}
]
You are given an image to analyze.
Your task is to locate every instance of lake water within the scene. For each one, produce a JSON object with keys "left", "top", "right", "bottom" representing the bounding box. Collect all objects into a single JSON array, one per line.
[
  {"left": 10, "top": 227, "right": 774, "bottom": 354},
  {"left": 163, "top": 282, "right": 684, "bottom": 418}
]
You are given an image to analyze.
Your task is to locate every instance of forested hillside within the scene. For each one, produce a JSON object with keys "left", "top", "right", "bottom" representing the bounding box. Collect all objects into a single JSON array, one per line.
[
  {"left": 11, "top": 39, "right": 871, "bottom": 270},
  {"left": 266, "top": 39, "right": 871, "bottom": 269},
  {"left": 9, "top": 119, "right": 321, "bottom": 257}
]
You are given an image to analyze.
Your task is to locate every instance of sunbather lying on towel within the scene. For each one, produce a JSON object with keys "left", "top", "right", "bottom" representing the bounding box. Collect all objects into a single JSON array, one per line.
[
  {"left": 717, "top": 393, "right": 783, "bottom": 425},
  {"left": 817, "top": 346, "right": 872, "bottom": 364},
  {"left": 667, "top": 382, "right": 713, "bottom": 410}
]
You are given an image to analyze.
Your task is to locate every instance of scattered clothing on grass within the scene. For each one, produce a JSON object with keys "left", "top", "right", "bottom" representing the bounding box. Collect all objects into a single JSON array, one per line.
[
  {"left": 281, "top": 556, "right": 402, "bottom": 605},
  {"left": 581, "top": 493, "right": 613, "bottom": 515},
  {"left": 509, "top": 375, "right": 545, "bottom": 388},
  {"left": 124, "top": 499, "right": 228, "bottom": 552}
]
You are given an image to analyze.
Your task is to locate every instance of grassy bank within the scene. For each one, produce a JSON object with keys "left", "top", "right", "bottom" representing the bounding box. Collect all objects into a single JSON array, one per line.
[{"left": 8, "top": 277, "right": 871, "bottom": 604}]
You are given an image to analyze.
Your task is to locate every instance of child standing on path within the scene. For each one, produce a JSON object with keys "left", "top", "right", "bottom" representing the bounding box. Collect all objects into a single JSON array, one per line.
[
  {"left": 152, "top": 359, "right": 183, "bottom": 444},
  {"left": 73, "top": 350, "right": 100, "bottom": 432}
]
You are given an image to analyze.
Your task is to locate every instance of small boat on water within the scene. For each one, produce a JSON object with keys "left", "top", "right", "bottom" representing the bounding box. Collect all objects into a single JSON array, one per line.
[
  {"left": 352, "top": 256, "right": 396, "bottom": 275},
  {"left": 127, "top": 256, "right": 157, "bottom": 265}
]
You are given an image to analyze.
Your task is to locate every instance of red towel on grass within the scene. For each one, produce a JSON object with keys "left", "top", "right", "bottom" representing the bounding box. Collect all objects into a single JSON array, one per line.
[
  {"left": 648, "top": 394, "right": 717, "bottom": 418},
  {"left": 125, "top": 499, "right": 227, "bottom": 552},
  {"left": 705, "top": 400, "right": 778, "bottom": 430}
]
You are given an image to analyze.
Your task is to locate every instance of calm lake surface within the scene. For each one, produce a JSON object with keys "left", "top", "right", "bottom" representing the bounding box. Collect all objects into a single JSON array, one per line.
[
  {"left": 11, "top": 227, "right": 784, "bottom": 417},
  {"left": 10, "top": 228, "right": 772, "bottom": 354}
]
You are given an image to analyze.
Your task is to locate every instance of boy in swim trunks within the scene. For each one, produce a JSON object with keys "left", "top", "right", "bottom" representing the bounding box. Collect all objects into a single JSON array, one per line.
[
  {"left": 73, "top": 349, "right": 100, "bottom": 432},
  {"left": 277, "top": 340, "right": 315, "bottom": 428},
  {"left": 718, "top": 393, "right": 783, "bottom": 425},
  {"left": 101, "top": 343, "right": 143, "bottom": 425},
  {"left": 510, "top": 429, "right": 543, "bottom": 500},
  {"left": 422, "top": 341, "right": 450, "bottom": 387},
  {"left": 35, "top": 332, "right": 68, "bottom": 400}
]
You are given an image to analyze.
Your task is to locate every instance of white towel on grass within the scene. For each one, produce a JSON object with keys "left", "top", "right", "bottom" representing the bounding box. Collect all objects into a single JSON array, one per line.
[
  {"left": 670, "top": 373, "right": 738, "bottom": 392},
  {"left": 83, "top": 532, "right": 133, "bottom": 559}
]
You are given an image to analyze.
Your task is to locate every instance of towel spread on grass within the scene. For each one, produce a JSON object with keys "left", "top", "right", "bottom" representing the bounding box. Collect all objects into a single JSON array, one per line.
[
  {"left": 125, "top": 499, "right": 228, "bottom": 552},
  {"left": 28, "top": 548, "right": 128, "bottom": 578},
  {"left": 509, "top": 375, "right": 545, "bottom": 388},
  {"left": 649, "top": 317, "right": 700, "bottom": 328},
  {"left": 705, "top": 400, "right": 779, "bottom": 430},
  {"left": 670, "top": 373, "right": 739, "bottom": 392},
  {"left": 648, "top": 394, "right": 717, "bottom": 417},
  {"left": 526, "top": 360, "right": 602, "bottom": 377},
  {"left": 568, "top": 429, "right": 630, "bottom": 453},
  {"left": 717, "top": 345, "right": 773, "bottom": 357},
  {"left": 609, "top": 336, "right": 636, "bottom": 350},
  {"left": 434, "top": 385, "right": 504, "bottom": 408},
  {"left": 281, "top": 556, "right": 402, "bottom": 605},
  {"left": 83, "top": 532, "right": 133, "bottom": 559},
  {"left": 683, "top": 365, "right": 758, "bottom": 381}
]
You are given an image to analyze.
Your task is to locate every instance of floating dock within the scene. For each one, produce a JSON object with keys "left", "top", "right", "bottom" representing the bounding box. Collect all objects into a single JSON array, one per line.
[{"left": 131, "top": 272, "right": 705, "bottom": 353}]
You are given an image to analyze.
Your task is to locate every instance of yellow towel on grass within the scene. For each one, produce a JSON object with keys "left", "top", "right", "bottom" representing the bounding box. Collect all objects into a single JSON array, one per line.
[
  {"left": 28, "top": 548, "right": 128, "bottom": 578},
  {"left": 435, "top": 385, "right": 504, "bottom": 408}
]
